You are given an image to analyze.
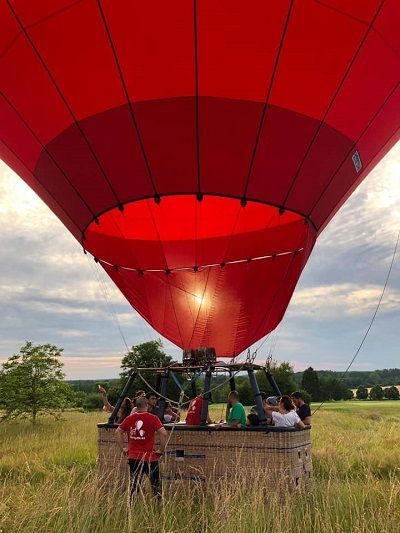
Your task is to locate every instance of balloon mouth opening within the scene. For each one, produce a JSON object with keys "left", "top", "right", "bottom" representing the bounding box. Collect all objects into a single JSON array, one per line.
[{"left": 84, "top": 194, "right": 310, "bottom": 271}]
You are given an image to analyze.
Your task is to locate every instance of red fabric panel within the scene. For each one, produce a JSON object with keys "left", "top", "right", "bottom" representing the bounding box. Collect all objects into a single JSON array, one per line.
[
  {"left": 0, "top": 5, "right": 72, "bottom": 144},
  {"left": 100, "top": 0, "right": 195, "bottom": 102},
  {"left": 16, "top": 0, "right": 126, "bottom": 120},
  {"left": 268, "top": 0, "right": 373, "bottom": 119},
  {"left": 197, "top": 0, "right": 290, "bottom": 102},
  {"left": 312, "top": 84, "right": 400, "bottom": 229}
]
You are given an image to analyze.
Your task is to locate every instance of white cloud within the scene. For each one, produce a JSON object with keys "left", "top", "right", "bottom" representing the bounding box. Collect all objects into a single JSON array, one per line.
[{"left": 290, "top": 283, "right": 400, "bottom": 319}]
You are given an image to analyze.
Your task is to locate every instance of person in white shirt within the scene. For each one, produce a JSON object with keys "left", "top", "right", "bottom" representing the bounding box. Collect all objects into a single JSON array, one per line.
[{"left": 265, "top": 395, "right": 305, "bottom": 429}]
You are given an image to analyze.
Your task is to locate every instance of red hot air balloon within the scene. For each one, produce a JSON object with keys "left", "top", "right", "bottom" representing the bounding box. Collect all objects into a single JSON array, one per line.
[{"left": 1, "top": 0, "right": 400, "bottom": 356}]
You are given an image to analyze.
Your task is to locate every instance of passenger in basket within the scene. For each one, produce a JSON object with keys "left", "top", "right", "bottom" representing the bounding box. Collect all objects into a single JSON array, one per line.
[
  {"left": 163, "top": 401, "right": 179, "bottom": 423},
  {"left": 265, "top": 395, "right": 305, "bottom": 429},
  {"left": 116, "top": 396, "right": 168, "bottom": 499},
  {"left": 98, "top": 385, "right": 132, "bottom": 423},
  {"left": 131, "top": 390, "right": 146, "bottom": 414},
  {"left": 145, "top": 392, "right": 159, "bottom": 414},
  {"left": 291, "top": 391, "right": 312, "bottom": 425},
  {"left": 250, "top": 392, "right": 278, "bottom": 417},
  {"left": 246, "top": 412, "right": 260, "bottom": 427},
  {"left": 185, "top": 395, "right": 212, "bottom": 425},
  {"left": 216, "top": 390, "right": 246, "bottom": 429}
]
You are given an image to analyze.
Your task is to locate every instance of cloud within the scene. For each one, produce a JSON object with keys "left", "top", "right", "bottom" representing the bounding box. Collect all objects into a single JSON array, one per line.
[{"left": 290, "top": 283, "right": 400, "bottom": 319}]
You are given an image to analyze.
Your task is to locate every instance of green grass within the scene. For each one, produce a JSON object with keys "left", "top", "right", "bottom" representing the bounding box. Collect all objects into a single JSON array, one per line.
[{"left": 1, "top": 402, "right": 399, "bottom": 532}]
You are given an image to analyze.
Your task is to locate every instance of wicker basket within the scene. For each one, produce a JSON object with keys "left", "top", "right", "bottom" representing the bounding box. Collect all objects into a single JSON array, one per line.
[{"left": 97, "top": 424, "right": 312, "bottom": 492}]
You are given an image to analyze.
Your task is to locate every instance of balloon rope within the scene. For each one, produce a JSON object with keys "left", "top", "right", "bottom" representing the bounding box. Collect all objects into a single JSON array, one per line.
[
  {"left": 137, "top": 363, "right": 246, "bottom": 408},
  {"left": 85, "top": 254, "right": 131, "bottom": 353},
  {"left": 313, "top": 229, "right": 400, "bottom": 415}
]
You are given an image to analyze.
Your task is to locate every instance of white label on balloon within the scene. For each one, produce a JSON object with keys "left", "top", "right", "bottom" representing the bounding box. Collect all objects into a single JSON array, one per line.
[{"left": 352, "top": 151, "right": 362, "bottom": 173}]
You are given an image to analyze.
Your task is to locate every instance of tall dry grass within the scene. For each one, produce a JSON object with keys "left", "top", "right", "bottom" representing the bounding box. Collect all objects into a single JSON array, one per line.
[{"left": 1, "top": 402, "right": 399, "bottom": 532}]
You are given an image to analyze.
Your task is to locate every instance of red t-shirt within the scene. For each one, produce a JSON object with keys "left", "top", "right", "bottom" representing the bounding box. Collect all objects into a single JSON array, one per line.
[
  {"left": 185, "top": 396, "right": 203, "bottom": 425},
  {"left": 119, "top": 412, "right": 163, "bottom": 462}
]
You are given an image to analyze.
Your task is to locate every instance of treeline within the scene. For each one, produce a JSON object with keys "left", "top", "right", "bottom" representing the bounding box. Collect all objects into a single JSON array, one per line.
[
  {"left": 3, "top": 341, "right": 398, "bottom": 425},
  {"left": 69, "top": 355, "right": 400, "bottom": 408},
  {"left": 355, "top": 385, "right": 399, "bottom": 401},
  {"left": 293, "top": 368, "right": 400, "bottom": 389}
]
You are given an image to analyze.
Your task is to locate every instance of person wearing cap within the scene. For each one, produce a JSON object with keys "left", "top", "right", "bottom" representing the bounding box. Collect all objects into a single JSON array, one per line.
[
  {"left": 291, "top": 391, "right": 312, "bottom": 425},
  {"left": 250, "top": 392, "right": 278, "bottom": 422}
]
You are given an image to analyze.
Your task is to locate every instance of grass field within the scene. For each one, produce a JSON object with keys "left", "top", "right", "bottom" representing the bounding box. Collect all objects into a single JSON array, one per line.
[{"left": 1, "top": 401, "right": 399, "bottom": 532}]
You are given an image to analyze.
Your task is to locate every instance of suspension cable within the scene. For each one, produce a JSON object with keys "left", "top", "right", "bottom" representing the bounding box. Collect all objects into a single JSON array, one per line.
[{"left": 312, "top": 229, "right": 400, "bottom": 415}]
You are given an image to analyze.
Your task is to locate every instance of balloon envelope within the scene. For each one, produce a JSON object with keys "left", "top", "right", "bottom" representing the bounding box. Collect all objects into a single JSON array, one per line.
[{"left": 1, "top": 0, "right": 400, "bottom": 355}]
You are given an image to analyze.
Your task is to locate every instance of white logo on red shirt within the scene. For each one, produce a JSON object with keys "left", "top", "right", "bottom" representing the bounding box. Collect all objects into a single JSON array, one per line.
[{"left": 130, "top": 419, "right": 145, "bottom": 440}]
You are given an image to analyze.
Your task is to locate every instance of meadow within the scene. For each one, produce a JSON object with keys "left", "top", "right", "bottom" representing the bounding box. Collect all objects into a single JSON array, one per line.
[{"left": 0, "top": 401, "right": 399, "bottom": 533}]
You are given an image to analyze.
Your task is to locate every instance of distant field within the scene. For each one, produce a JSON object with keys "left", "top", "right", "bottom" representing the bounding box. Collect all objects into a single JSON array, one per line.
[{"left": 0, "top": 401, "right": 399, "bottom": 532}]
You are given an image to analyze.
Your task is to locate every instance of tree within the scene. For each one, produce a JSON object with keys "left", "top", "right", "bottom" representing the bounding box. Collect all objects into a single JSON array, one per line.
[
  {"left": 256, "top": 361, "right": 297, "bottom": 396},
  {"left": 120, "top": 340, "right": 174, "bottom": 379},
  {"left": 0, "top": 342, "right": 76, "bottom": 423},
  {"left": 343, "top": 388, "right": 354, "bottom": 400},
  {"left": 82, "top": 392, "right": 105, "bottom": 410},
  {"left": 235, "top": 377, "right": 254, "bottom": 406},
  {"left": 301, "top": 367, "right": 321, "bottom": 401},
  {"left": 384, "top": 386, "right": 400, "bottom": 400},
  {"left": 322, "top": 377, "right": 346, "bottom": 401},
  {"left": 119, "top": 340, "right": 180, "bottom": 400},
  {"left": 369, "top": 385, "right": 384, "bottom": 400},
  {"left": 356, "top": 386, "right": 368, "bottom": 400}
]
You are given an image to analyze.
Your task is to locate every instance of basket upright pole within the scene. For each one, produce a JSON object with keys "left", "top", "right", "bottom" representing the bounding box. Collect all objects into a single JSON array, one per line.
[
  {"left": 156, "top": 370, "right": 169, "bottom": 420},
  {"left": 201, "top": 366, "right": 212, "bottom": 425},
  {"left": 229, "top": 370, "right": 236, "bottom": 391},
  {"left": 108, "top": 371, "right": 137, "bottom": 424},
  {"left": 264, "top": 369, "right": 282, "bottom": 396},
  {"left": 248, "top": 368, "right": 268, "bottom": 425}
]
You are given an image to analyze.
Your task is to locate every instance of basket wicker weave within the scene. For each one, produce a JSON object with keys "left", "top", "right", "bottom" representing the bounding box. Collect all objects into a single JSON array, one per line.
[{"left": 97, "top": 424, "right": 312, "bottom": 491}]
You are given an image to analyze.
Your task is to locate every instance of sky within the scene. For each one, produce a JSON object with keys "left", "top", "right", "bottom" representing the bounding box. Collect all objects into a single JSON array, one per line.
[{"left": 0, "top": 144, "right": 399, "bottom": 379}]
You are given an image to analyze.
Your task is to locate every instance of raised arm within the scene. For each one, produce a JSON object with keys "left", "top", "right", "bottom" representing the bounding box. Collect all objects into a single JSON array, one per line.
[{"left": 98, "top": 385, "right": 114, "bottom": 413}]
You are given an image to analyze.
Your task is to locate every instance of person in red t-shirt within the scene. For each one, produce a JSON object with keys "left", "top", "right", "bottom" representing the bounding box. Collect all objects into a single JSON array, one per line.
[
  {"left": 185, "top": 395, "right": 212, "bottom": 425},
  {"left": 116, "top": 396, "right": 168, "bottom": 498}
]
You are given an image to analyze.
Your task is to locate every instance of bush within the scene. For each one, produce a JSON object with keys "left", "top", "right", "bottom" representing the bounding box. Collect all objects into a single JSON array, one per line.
[
  {"left": 82, "top": 393, "right": 104, "bottom": 411},
  {"left": 356, "top": 386, "right": 368, "bottom": 400},
  {"left": 369, "top": 385, "right": 384, "bottom": 401},
  {"left": 384, "top": 386, "right": 400, "bottom": 400},
  {"left": 343, "top": 388, "right": 354, "bottom": 400}
]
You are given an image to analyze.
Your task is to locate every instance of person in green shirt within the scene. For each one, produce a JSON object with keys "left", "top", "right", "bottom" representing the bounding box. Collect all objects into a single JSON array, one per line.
[{"left": 216, "top": 390, "right": 246, "bottom": 428}]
